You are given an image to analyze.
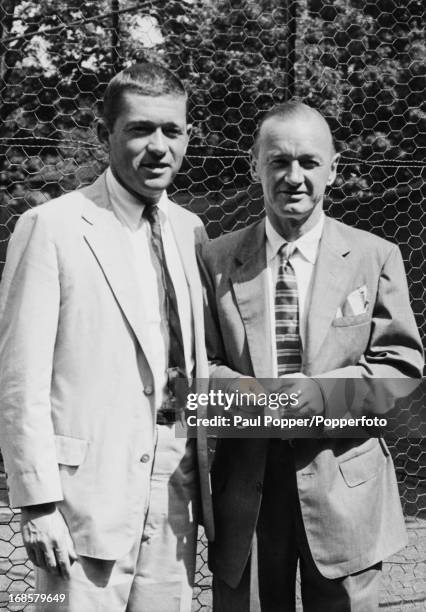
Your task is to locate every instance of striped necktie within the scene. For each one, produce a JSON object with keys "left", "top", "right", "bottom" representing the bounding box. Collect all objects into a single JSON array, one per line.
[
  {"left": 143, "top": 204, "right": 187, "bottom": 423},
  {"left": 143, "top": 204, "right": 186, "bottom": 372},
  {"left": 275, "top": 245, "right": 302, "bottom": 375}
]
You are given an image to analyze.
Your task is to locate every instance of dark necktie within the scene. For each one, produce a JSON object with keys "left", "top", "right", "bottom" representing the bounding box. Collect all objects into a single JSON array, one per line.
[
  {"left": 143, "top": 204, "right": 186, "bottom": 422},
  {"left": 275, "top": 245, "right": 302, "bottom": 375}
]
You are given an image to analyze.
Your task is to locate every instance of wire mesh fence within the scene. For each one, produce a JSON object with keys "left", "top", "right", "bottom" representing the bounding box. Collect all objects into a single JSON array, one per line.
[{"left": 0, "top": 0, "right": 425, "bottom": 609}]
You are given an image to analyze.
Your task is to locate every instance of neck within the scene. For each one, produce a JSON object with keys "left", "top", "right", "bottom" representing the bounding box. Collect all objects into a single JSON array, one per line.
[{"left": 275, "top": 219, "right": 305, "bottom": 242}]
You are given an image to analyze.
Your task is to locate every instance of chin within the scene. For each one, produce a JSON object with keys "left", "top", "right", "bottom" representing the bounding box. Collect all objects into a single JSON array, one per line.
[
  {"left": 141, "top": 180, "right": 170, "bottom": 192},
  {"left": 280, "top": 206, "right": 308, "bottom": 217}
]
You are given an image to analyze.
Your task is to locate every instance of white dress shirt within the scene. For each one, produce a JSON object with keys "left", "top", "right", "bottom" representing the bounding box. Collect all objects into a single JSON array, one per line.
[
  {"left": 265, "top": 213, "right": 325, "bottom": 376},
  {"left": 105, "top": 168, "right": 194, "bottom": 409}
]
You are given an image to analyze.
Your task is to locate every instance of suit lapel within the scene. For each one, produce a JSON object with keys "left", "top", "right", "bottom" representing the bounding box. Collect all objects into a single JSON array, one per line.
[
  {"left": 231, "top": 220, "right": 273, "bottom": 378},
  {"left": 80, "top": 174, "right": 157, "bottom": 373},
  {"left": 303, "top": 217, "right": 351, "bottom": 368},
  {"left": 167, "top": 202, "right": 196, "bottom": 287},
  {"left": 168, "top": 202, "right": 214, "bottom": 538},
  {"left": 167, "top": 201, "right": 209, "bottom": 380}
]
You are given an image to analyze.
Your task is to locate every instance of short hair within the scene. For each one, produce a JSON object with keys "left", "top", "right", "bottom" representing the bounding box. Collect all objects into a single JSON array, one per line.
[
  {"left": 102, "top": 62, "right": 187, "bottom": 131},
  {"left": 252, "top": 100, "right": 336, "bottom": 155}
]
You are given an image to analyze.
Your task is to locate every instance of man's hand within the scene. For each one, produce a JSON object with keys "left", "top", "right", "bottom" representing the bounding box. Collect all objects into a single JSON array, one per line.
[
  {"left": 236, "top": 377, "right": 269, "bottom": 414},
  {"left": 274, "top": 374, "right": 325, "bottom": 417},
  {"left": 20, "top": 503, "right": 77, "bottom": 579}
]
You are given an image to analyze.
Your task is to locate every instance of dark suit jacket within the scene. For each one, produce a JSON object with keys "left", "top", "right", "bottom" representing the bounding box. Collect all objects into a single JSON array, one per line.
[{"left": 198, "top": 215, "right": 423, "bottom": 587}]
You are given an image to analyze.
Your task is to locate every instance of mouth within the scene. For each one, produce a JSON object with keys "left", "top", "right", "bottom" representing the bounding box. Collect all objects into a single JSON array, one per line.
[
  {"left": 141, "top": 162, "right": 170, "bottom": 170},
  {"left": 279, "top": 190, "right": 306, "bottom": 198}
]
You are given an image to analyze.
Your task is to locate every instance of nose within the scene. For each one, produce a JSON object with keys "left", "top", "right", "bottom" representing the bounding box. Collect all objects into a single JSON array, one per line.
[
  {"left": 285, "top": 161, "right": 303, "bottom": 186},
  {"left": 147, "top": 128, "right": 167, "bottom": 156}
]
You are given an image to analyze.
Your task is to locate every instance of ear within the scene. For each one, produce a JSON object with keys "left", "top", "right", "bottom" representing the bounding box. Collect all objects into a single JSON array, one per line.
[
  {"left": 249, "top": 148, "right": 259, "bottom": 181},
  {"left": 326, "top": 152, "right": 340, "bottom": 186},
  {"left": 183, "top": 123, "right": 192, "bottom": 153},
  {"left": 97, "top": 120, "right": 111, "bottom": 153}
]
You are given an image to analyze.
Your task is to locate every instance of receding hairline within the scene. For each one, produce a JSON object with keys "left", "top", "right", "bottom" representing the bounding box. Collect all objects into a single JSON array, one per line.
[{"left": 253, "top": 101, "right": 336, "bottom": 155}]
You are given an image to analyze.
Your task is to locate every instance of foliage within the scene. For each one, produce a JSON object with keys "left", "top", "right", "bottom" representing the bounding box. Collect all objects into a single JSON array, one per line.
[{"left": 0, "top": 0, "right": 423, "bottom": 216}]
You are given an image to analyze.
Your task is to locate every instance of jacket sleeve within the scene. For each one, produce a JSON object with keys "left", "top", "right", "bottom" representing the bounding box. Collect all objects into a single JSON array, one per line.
[
  {"left": 197, "top": 244, "right": 250, "bottom": 407},
  {"left": 0, "top": 210, "right": 63, "bottom": 508}
]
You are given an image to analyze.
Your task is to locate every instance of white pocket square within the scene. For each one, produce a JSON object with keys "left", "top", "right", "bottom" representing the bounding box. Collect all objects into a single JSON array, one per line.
[{"left": 336, "top": 285, "right": 369, "bottom": 318}]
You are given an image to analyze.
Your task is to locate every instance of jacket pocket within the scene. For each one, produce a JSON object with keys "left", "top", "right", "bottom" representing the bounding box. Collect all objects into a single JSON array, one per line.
[
  {"left": 338, "top": 440, "right": 386, "bottom": 487},
  {"left": 332, "top": 313, "right": 370, "bottom": 327},
  {"left": 54, "top": 434, "right": 89, "bottom": 467}
]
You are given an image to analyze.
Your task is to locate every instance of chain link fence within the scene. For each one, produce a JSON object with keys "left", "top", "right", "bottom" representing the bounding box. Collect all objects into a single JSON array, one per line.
[{"left": 0, "top": 0, "right": 425, "bottom": 609}]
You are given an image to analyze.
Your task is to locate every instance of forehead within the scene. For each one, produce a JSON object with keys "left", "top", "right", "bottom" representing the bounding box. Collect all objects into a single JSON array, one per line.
[
  {"left": 116, "top": 91, "right": 187, "bottom": 125},
  {"left": 257, "top": 114, "right": 333, "bottom": 158}
]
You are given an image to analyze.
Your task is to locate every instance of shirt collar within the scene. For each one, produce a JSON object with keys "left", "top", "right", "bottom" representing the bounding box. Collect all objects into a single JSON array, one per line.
[
  {"left": 106, "top": 167, "right": 169, "bottom": 231},
  {"left": 265, "top": 211, "right": 325, "bottom": 264}
]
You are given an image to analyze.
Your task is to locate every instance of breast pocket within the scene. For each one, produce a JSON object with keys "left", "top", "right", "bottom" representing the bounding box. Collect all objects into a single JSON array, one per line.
[{"left": 332, "top": 313, "right": 370, "bottom": 327}]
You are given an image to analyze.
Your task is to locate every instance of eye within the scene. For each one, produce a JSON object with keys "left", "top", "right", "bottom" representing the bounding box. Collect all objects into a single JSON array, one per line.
[
  {"left": 129, "top": 126, "right": 151, "bottom": 135},
  {"left": 164, "top": 128, "right": 183, "bottom": 138},
  {"left": 270, "top": 158, "right": 288, "bottom": 167},
  {"left": 300, "top": 160, "right": 319, "bottom": 169}
]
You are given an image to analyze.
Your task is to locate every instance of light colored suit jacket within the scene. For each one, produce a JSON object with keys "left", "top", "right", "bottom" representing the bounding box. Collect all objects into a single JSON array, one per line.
[
  {"left": 0, "top": 171, "right": 214, "bottom": 559},
  {"left": 198, "top": 216, "right": 423, "bottom": 587}
]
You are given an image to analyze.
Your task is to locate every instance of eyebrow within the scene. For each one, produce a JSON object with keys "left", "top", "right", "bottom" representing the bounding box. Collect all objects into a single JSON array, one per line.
[
  {"left": 126, "top": 120, "right": 184, "bottom": 130},
  {"left": 267, "top": 152, "right": 322, "bottom": 161}
]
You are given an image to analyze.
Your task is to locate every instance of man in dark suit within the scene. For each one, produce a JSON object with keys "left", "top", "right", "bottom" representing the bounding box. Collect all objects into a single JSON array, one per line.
[{"left": 198, "top": 101, "right": 423, "bottom": 611}]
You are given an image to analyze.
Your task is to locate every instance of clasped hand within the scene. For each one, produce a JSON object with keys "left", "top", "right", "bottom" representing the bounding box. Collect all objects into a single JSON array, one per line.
[
  {"left": 235, "top": 374, "right": 324, "bottom": 418},
  {"left": 266, "top": 373, "right": 324, "bottom": 417}
]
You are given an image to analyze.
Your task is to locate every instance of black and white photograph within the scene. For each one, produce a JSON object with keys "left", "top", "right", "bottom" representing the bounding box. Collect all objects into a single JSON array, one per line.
[{"left": 0, "top": 1, "right": 424, "bottom": 611}]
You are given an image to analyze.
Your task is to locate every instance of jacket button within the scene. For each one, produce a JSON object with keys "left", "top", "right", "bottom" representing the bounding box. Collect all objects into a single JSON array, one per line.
[
  {"left": 144, "top": 385, "right": 153, "bottom": 396},
  {"left": 140, "top": 454, "right": 150, "bottom": 463}
]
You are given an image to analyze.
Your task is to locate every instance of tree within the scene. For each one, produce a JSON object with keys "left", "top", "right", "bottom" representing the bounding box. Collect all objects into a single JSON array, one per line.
[{"left": 0, "top": 0, "right": 423, "bottom": 235}]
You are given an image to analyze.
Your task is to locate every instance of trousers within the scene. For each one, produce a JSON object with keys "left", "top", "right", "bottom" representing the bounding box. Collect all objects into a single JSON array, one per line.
[
  {"left": 32, "top": 425, "right": 199, "bottom": 612},
  {"left": 213, "top": 440, "right": 381, "bottom": 612}
]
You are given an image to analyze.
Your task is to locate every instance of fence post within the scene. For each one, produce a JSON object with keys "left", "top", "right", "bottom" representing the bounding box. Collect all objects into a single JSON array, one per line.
[
  {"left": 111, "top": 0, "right": 120, "bottom": 72},
  {"left": 286, "top": 0, "right": 297, "bottom": 99}
]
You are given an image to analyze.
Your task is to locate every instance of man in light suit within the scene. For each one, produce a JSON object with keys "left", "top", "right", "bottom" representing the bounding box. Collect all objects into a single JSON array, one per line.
[
  {"left": 198, "top": 101, "right": 423, "bottom": 611},
  {"left": 0, "top": 62, "right": 213, "bottom": 612}
]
